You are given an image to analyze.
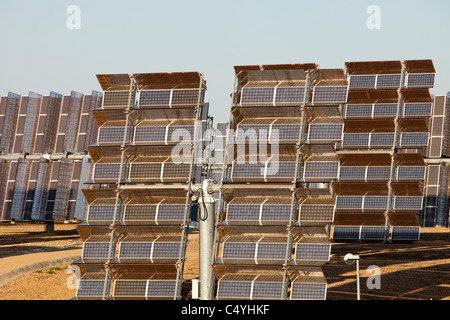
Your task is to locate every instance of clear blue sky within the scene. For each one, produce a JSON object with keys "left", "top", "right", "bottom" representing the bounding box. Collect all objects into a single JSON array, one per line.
[{"left": 0, "top": 0, "right": 449, "bottom": 123}]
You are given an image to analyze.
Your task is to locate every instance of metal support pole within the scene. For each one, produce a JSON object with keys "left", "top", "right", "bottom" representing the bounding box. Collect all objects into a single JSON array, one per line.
[
  {"left": 344, "top": 253, "right": 360, "bottom": 300},
  {"left": 356, "top": 259, "right": 361, "bottom": 301},
  {"left": 198, "top": 179, "right": 216, "bottom": 300},
  {"left": 45, "top": 219, "right": 55, "bottom": 234}
]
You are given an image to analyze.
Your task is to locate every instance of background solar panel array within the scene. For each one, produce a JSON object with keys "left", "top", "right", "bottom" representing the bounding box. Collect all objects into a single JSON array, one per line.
[
  {"left": 332, "top": 60, "right": 436, "bottom": 242},
  {"left": 420, "top": 164, "right": 450, "bottom": 227},
  {"left": 0, "top": 91, "right": 101, "bottom": 222}
]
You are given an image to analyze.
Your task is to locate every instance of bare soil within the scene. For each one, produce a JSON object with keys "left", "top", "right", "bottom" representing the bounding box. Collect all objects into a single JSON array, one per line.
[{"left": 0, "top": 223, "right": 449, "bottom": 300}]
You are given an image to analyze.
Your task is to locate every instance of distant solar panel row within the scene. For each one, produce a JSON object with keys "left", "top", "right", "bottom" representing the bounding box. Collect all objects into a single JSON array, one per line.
[
  {"left": 332, "top": 226, "right": 387, "bottom": 241},
  {"left": 344, "top": 104, "right": 399, "bottom": 119},
  {"left": 342, "top": 133, "right": 395, "bottom": 148},
  {"left": 348, "top": 74, "right": 402, "bottom": 90},
  {"left": 138, "top": 89, "right": 201, "bottom": 108},
  {"left": 335, "top": 196, "right": 389, "bottom": 211}
]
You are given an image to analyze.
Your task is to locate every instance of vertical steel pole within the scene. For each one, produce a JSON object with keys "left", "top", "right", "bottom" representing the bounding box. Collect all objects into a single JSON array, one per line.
[
  {"left": 199, "top": 179, "right": 216, "bottom": 300},
  {"left": 356, "top": 259, "right": 361, "bottom": 300}
]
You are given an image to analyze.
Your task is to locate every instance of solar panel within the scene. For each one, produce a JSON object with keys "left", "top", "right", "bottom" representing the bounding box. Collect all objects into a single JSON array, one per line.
[
  {"left": 64, "top": 91, "right": 84, "bottom": 153},
  {"left": 0, "top": 160, "right": 10, "bottom": 222},
  {"left": 118, "top": 242, "right": 153, "bottom": 263},
  {"left": 396, "top": 166, "right": 426, "bottom": 181},
  {"left": 344, "top": 104, "right": 373, "bottom": 118},
  {"left": 240, "top": 88, "right": 275, "bottom": 106},
  {"left": 41, "top": 92, "right": 63, "bottom": 153},
  {"left": 373, "top": 104, "right": 398, "bottom": 118},
  {"left": 93, "top": 163, "right": 122, "bottom": 182},
  {"left": 171, "top": 89, "right": 201, "bottom": 106},
  {"left": 290, "top": 276, "right": 327, "bottom": 300},
  {"left": 335, "top": 196, "right": 363, "bottom": 211},
  {"left": 81, "top": 242, "right": 112, "bottom": 263},
  {"left": 363, "top": 196, "right": 389, "bottom": 210},
  {"left": 294, "top": 243, "right": 331, "bottom": 265},
  {"left": 399, "top": 132, "right": 429, "bottom": 147},
  {"left": 348, "top": 75, "right": 376, "bottom": 90},
  {"left": 312, "top": 86, "right": 348, "bottom": 104},
  {"left": 225, "top": 204, "right": 262, "bottom": 225},
  {"left": 274, "top": 87, "right": 304, "bottom": 105},
  {"left": 0, "top": 92, "right": 21, "bottom": 154},
  {"left": 298, "top": 204, "right": 335, "bottom": 226},
  {"left": 405, "top": 73, "right": 435, "bottom": 88},
  {"left": 122, "top": 204, "right": 185, "bottom": 225},
  {"left": 391, "top": 226, "right": 420, "bottom": 241},
  {"left": 360, "top": 226, "right": 386, "bottom": 240},
  {"left": 53, "top": 158, "right": 74, "bottom": 221},
  {"left": 307, "top": 124, "right": 343, "bottom": 142},
  {"left": 103, "top": 91, "right": 131, "bottom": 108},
  {"left": 10, "top": 158, "right": 31, "bottom": 220},
  {"left": 21, "top": 92, "right": 42, "bottom": 154},
  {"left": 216, "top": 275, "right": 284, "bottom": 300},
  {"left": 403, "top": 103, "right": 432, "bottom": 118},
  {"left": 366, "top": 167, "right": 391, "bottom": 181},
  {"left": 217, "top": 279, "right": 252, "bottom": 299},
  {"left": 370, "top": 133, "right": 395, "bottom": 148},
  {"left": 84, "top": 91, "right": 102, "bottom": 151},
  {"left": 113, "top": 280, "right": 147, "bottom": 300},
  {"left": 73, "top": 158, "right": 93, "bottom": 220},
  {"left": 76, "top": 280, "right": 105, "bottom": 300},
  {"left": 86, "top": 205, "right": 116, "bottom": 224},
  {"left": 146, "top": 280, "right": 178, "bottom": 299},
  {"left": 138, "top": 90, "right": 171, "bottom": 106},
  {"left": 303, "top": 162, "right": 339, "bottom": 181},
  {"left": 97, "top": 127, "right": 128, "bottom": 145},
  {"left": 376, "top": 74, "right": 402, "bottom": 89},
  {"left": 393, "top": 196, "right": 423, "bottom": 211},
  {"left": 339, "top": 166, "right": 366, "bottom": 181},
  {"left": 342, "top": 133, "right": 370, "bottom": 148},
  {"left": 261, "top": 205, "right": 292, "bottom": 225},
  {"left": 30, "top": 158, "right": 52, "bottom": 220},
  {"left": 332, "top": 226, "right": 360, "bottom": 240}
]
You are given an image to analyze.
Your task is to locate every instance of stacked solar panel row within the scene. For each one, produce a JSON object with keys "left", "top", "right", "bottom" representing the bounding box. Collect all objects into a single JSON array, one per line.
[
  {"left": 74, "top": 72, "right": 207, "bottom": 300},
  {"left": 331, "top": 60, "right": 435, "bottom": 242},
  {"left": 211, "top": 64, "right": 343, "bottom": 300}
]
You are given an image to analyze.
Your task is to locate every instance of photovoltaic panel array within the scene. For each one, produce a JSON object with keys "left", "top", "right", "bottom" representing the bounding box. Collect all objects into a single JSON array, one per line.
[
  {"left": 0, "top": 91, "right": 101, "bottom": 222},
  {"left": 332, "top": 59, "right": 435, "bottom": 241},
  {"left": 74, "top": 72, "right": 208, "bottom": 300},
  {"left": 212, "top": 63, "right": 341, "bottom": 300}
]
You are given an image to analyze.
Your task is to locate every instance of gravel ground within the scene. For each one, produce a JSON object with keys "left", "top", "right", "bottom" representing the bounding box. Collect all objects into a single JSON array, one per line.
[{"left": 0, "top": 223, "right": 449, "bottom": 300}]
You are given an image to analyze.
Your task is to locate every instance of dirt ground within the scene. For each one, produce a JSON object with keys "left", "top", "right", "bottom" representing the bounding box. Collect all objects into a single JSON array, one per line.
[{"left": 0, "top": 223, "right": 449, "bottom": 300}]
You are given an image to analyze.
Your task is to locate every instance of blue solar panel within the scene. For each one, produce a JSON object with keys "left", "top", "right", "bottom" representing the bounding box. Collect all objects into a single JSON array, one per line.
[
  {"left": 349, "top": 75, "right": 376, "bottom": 89},
  {"left": 360, "top": 226, "right": 386, "bottom": 240},
  {"left": 376, "top": 74, "right": 401, "bottom": 89},
  {"left": 290, "top": 282, "right": 327, "bottom": 300},
  {"left": 332, "top": 226, "right": 360, "bottom": 240},
  {"left": 313, "top": 86, "right": 348, "bottom": 104},
  {"left": 391, "top": 226, "right": 420, "bottom": 241}
]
